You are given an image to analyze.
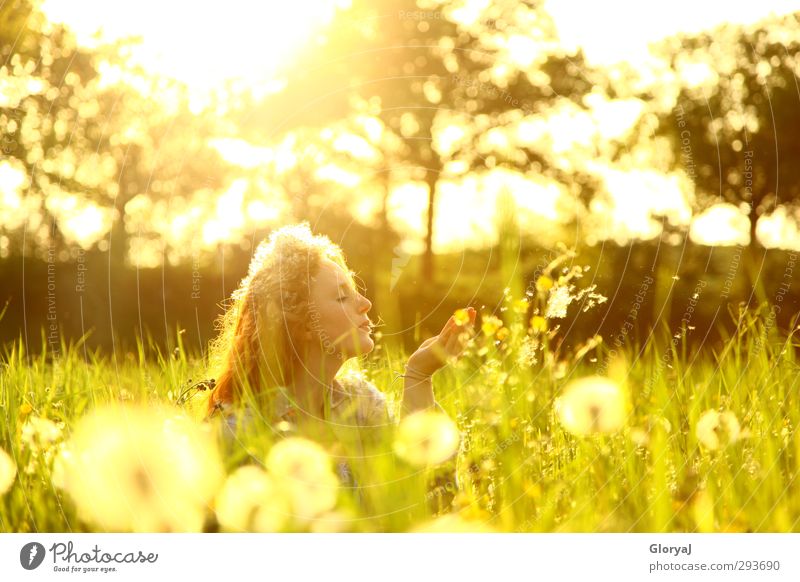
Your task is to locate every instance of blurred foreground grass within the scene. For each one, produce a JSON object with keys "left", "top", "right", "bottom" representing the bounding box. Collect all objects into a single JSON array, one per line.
[{"left": 1, "top": 299, "right": 799, "bottom": 533}]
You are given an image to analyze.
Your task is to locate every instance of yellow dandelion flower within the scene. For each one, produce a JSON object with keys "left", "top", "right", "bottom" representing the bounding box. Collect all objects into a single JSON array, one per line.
[
  {"left": 63, "top": 404, "right": 225, "bottom": 532},
  {"left": 393, "top": 410, "right": 461, "bottom": 467},
  {"left": 411, "top": 513, "right": 497, "bottom": 532},
  {"left": 536, "top": 276, "right": 553, "bottom": 293},
  {"left": 215, "top": 465, "right": 290, "bottom": 532},
  {"left": 481, "top": 315, "right": 503, "bottom": 337},
  {"left": 523, "top": 479, "right": 542, "bottom": 500},
  {"left": 18, "top": 403, "right": 33, "bottom": 417},
  {"left": 453, "top": 308, "right": 471, "bottom": 326},
  {"left": 495, "top": 327, "right": 510, "bottom": 341},
  {"left": 512, "top": 299, "right": 529, "bottom": 314},
  {"left": 696, "top": 410, "right": 741, "bottom": 450},
  {"left": 529, "top": 316, "right": 547, "bottom": 334},
  {"left": 555, "top": 376, "right": 628, "bottom": 436},
  {"left": 266, "top": 437, "right": 339, "bottom": 520},
  {"left": 0, "top": 448, "right": 17, "bottom": 495}
]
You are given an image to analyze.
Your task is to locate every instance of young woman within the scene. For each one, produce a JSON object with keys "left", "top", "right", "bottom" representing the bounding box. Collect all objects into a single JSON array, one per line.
[{"left": 203, "top": 223, "right": 475, "bottom": 496}]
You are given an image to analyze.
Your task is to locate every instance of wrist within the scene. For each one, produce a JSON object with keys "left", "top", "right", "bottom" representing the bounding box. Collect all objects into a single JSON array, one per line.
[{"left": 404, "top": 363, "right": 432, "bottom": 380}]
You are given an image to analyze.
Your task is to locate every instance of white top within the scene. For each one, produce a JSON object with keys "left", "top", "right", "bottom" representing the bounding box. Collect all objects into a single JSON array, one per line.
[{"left": 217, "top": 371, "right": 397, "bottom": 507}]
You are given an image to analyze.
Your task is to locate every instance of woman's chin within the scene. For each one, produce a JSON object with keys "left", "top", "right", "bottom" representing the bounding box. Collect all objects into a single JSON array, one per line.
[{"left": 346, "top": 333, "right": 374, "bottom": 357}]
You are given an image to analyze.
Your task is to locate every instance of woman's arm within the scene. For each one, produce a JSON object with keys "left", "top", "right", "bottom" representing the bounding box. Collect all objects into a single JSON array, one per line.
[
  {"left": 401, "top": 367, "right": 438, "bottom": 415},
  {"left": 401, "top": 307, "right": 476, "bottom": 417}
]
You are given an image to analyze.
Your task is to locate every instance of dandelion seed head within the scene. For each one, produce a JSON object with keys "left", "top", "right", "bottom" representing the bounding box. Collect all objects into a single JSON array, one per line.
[
  {"left": 61, "top": 405, "right": 225, "bottom": 532},
  {"left": 696, "top": 409, "right": 742, "bottom": 450},
  {"left": 517, "top": 336, "right": 540, "bottom": 367},
  {"left": 555, "top": 376, "right": 628, "bottom": 436},
  {"left": 309, "top": 509, "right": 355, "bottom": 533},
  {"left": 0, "top": 448, "right": 17, "bottom": 496},
  {"left": 545, "top": 286, "right": 572, "bottom": 319},
  {"left": 20, "top": 416, "right": 63, "bottom": 450},
  {"left": 215, "top": 465, "right": 290, "bottom": 532},
  {"left": 266, "top": 437, "right": 339, "bottom": 520},
  {"left": 630, "top": 428, "right": 649, "bottom": 447},
  {"left": 394, "top": 410, "right": 461, "bottom": 467},
  {"left": 50, "top": 444, "right": 75, "bottom": 491}
]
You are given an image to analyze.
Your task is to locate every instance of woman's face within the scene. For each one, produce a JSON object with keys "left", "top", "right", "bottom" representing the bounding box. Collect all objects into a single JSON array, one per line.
[{"left": 306, "top": 258, "right": 374, "bottom": 359}]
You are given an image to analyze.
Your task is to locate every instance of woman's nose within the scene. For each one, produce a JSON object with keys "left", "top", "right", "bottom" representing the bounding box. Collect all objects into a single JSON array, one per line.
[{"left": 358, "top": 294, "right": 372, "bottom": 313}]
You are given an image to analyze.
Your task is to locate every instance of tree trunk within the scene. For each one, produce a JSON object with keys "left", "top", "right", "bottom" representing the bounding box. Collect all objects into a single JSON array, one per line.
[{"left": 422, "top": 171, "right": 436, "bottom": 281}]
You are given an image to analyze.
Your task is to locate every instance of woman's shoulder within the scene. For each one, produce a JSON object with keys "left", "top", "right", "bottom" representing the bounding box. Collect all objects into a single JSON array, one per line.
[{"left": 334, "top": 371, "right": 395, "bottom": 426}]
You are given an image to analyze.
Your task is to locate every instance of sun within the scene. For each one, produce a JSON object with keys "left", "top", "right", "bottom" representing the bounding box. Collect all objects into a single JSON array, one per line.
[{"left": 41, "top": 0, "right": 351, "bottom": 106}]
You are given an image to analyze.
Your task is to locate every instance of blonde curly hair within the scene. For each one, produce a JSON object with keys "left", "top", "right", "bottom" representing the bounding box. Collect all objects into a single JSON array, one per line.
[{"left": 205, "top": 222, "right": 355, "bottom": 417}]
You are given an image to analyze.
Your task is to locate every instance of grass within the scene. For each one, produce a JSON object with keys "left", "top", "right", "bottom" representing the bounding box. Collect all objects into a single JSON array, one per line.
[{"left": 1, "top": 295, "right": 799, "bottom": 533}]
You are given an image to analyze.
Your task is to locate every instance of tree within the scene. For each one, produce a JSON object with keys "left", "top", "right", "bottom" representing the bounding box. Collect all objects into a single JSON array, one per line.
[
  {"left": 229, "top": 0, "right": 612, "bottom": 280},
  {"left": 1, "top": 0, "right": 239, "bottom": 267},
  {"left": 1, "top": 0, "right": 104, "bottom": 257},
  {"left": 652, "top": 15, "right": 800, "bottom": 249}
]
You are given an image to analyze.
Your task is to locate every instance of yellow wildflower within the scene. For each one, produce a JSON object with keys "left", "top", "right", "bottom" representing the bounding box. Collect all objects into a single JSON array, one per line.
[
  {"left": 453, "top": 309, "right": 471, "bottom": 326},
  {"left": 512, "top": 299, "right": 529, "bottom": 314},
  {"left": 529, "top": 316, "right": 547, "bottom": 334},
  {"left": 691, "top": 489, "right": 716, "bottom": 532},
  {"left": 535, "top": 276, "right": 553, "bottom": 293},
  {"left": 481, "top": 315, "right": 503, "bottom": 337}
]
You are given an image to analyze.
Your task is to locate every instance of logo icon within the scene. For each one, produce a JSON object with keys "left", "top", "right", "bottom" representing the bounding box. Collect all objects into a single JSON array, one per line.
[{"left": 20, "top": 542, "right": 46, "bottom": 570}]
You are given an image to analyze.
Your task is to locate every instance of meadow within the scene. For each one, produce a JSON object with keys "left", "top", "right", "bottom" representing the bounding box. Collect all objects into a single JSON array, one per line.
[{"left": 1, "top": 270, "right": 799, "bottom": 534}]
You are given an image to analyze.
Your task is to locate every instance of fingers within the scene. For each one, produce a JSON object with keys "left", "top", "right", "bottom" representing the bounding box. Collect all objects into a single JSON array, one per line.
[
  {"left": 419, "top": 336, "right": 439, "bottom": 349},
  {"left": 426, "top": 308, "right": 477, "bottom": 363},
  {"left": 444, "top": 330, "right": 461, "bottom": 356},
  {"left": 443, "top": 310, "right": 476, "bottom": 358}
]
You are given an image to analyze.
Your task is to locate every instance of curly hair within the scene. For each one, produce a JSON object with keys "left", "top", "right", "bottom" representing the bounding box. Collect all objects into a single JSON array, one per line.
[{"left": 204, "top": 222, "right": 354, "bottom": 418}]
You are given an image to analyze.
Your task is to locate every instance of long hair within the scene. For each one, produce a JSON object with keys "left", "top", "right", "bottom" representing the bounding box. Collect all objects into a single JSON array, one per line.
[{"left": 204, "top": 222, "right": 352, "bottom": 418}]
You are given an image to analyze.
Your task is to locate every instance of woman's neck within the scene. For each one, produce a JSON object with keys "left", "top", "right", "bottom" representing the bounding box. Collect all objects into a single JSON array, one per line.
[{"left": 288, "top": 351, "right": 342, "bottom": 420}]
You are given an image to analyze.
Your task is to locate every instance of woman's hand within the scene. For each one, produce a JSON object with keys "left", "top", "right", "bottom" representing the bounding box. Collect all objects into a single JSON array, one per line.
[{"left": 406, "top": 307, "right": 477, "bottom": 378}]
